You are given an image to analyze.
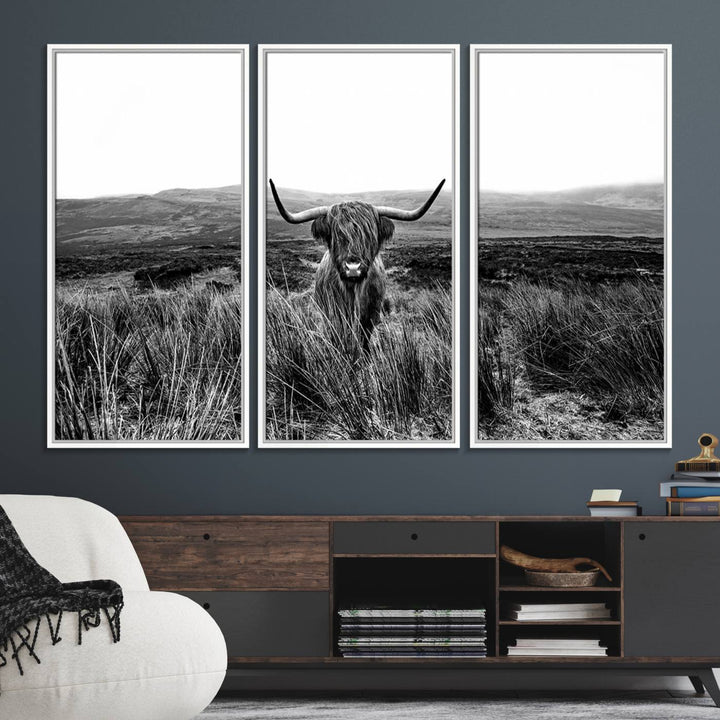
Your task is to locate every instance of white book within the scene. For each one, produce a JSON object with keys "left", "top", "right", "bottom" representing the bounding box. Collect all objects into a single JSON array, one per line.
[
  {"left": 509, "top": 603, "right": 606, "bottom": 613},
  {"left": 507, "top": 647, "right": 608, "bottom": 657},
  {"left": 589, "top": 506, "right": 638, "bottom": 517},
  {"left": 513, "top": 638, "right": 603, "bottom": 648},
  {"left": 508, "top": 609, "right": 611, "bottom": 621}
]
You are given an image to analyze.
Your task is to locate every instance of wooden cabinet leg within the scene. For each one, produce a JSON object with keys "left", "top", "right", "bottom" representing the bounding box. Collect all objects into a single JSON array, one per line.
[
  {"left": 689, "top": 675, "right": 705, "bottom": 694},
  {"left": 699, "top": 670, "right": 720, "bottom": 707}
]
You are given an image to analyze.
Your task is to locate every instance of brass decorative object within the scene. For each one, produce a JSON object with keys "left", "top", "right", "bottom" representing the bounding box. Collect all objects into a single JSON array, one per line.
[
  {"left": 500, "top": 545, "right": 613, "bottom": 584},
  {"left": 675, "top": 433, "right": 720, "bottom": 472}
]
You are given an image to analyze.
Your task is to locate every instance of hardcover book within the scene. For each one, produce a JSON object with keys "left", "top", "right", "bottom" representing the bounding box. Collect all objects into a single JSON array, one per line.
[
  {"left": 666, "top": 498, "right": 720, "bottom": 516},
  {"left": 512, "top": 638, "right": 603, "bottom": 648},
  {"left": 507, "top": 608, "right": 611, "bottom": 621},
  {"left": 506, "top": 647, "right": 608, "bottom": 657},
  {"left": 660, "top": 479, "right": 720, "bottom": 497}
]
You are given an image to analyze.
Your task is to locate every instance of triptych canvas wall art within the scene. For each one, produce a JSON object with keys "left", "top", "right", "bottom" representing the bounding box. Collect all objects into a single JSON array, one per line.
[{"left": 47, "top": 44, "right": 671, "bottom": 449}]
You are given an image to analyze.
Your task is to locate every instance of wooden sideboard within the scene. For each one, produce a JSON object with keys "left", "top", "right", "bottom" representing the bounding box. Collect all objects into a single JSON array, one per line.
[{"left": 120, "top": 515, "right": 720, "bottom": 703}]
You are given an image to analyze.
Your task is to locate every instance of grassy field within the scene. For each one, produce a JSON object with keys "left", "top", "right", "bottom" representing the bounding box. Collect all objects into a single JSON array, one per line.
[
  {"left": 475, "top": 184, "right": 666, "bottom": 442},
  {"left": 476, "top": 259, "right": 665, "bottom": 442},
  {"left": 265, "top": 285, "right": 453, "bottom": 442},
  {"left": 264, "top": 188, "right": 455, "bottom": 442},
  {"left": 54, "top": 186, "right": 246, "bottom": 441},
  {"left": 55, "top": 284, "right": 244, "bottom": 441},
  {"left": 53, "top": 182, "right": 665, "bottom": 443}
]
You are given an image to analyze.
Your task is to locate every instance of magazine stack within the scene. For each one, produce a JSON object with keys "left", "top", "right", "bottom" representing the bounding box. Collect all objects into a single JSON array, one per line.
[{"left": 337, "top": 607, "right": 487, "bottom": 658}]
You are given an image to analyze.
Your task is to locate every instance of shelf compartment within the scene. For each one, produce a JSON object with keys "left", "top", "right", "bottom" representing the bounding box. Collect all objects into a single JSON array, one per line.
[
  {"left": 498, "top": 521, "right": 622, "bottom": 589},
  {"left": 499, "top": 623, "right": 621, "bottom": 658},
  {"left": 499, "top": 588, "right": 621, "bottom": 624},
  {"left": 333, "top": 557, "right": 496, "bottom": 658}
]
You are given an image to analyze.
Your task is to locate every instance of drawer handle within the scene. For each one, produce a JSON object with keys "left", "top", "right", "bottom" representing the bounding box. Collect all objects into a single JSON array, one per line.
[
  {"left": 203, "top": 602, "right": 211, "bottom": 610},
  {"left": 410, "top": 533, "right": 419, "bottom": 541},
  {"left": 203, "top": 533, "right": 211, "bottom": 540},
  {"left": 638, "top": 533, "right": 646, "bottom": 541}
]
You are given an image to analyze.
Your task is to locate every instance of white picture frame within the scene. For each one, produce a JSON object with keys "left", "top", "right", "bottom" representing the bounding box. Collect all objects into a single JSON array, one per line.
[
  {"left": 47, "top": 44, "right": 250, "bottom": 448},
  {"left": 258, "top": 44, "right": 460, "bottom": 448},
  {"left": 469, "top": 44, "right": 672, "bottom": 448}
]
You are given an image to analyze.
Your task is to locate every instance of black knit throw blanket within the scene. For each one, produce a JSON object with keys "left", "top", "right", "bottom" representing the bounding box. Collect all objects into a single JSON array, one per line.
[{"left": 0, "top": 505, "right": 123, "bottom": 683}]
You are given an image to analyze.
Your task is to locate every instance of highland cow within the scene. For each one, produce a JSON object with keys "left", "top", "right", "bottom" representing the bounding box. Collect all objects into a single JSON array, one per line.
[{"left": 269, "top": 179, "right": 445, "bottom": 351}]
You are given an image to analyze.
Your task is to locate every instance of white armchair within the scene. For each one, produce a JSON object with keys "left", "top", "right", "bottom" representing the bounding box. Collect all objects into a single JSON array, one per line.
[{"left": 0, "top": 495, "right": 226, "bottom": 720}]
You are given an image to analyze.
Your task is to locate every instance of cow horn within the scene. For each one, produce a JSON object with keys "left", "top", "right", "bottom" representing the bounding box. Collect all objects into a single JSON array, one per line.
[
  {"left": 269, "top": 180, "right": 328, "bottom": 224},
  {"left": 376, "top": 179, "right": 446, "bottom": 221}
]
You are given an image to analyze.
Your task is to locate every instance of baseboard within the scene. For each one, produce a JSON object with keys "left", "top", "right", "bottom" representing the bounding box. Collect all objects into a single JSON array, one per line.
[{"left": 221, "top": 668, "right": 696, "bottom": 693}]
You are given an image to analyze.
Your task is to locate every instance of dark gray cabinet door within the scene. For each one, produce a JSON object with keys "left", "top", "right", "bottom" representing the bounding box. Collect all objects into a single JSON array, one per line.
[
  {"left": 183, "top": 591, "right": 329, "bottom": 658},
  {"left": 624, "top": 522, "right": 720, "bottom": 658}
]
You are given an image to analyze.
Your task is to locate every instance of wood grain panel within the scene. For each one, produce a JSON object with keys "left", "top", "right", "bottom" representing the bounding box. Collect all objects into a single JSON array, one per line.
[{"left": 122, "top": 519, "right": 329, "bottom": 591}]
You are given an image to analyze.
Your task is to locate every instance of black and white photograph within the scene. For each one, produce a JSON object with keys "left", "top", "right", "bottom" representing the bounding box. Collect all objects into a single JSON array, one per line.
[
  {"left": 48, "top": 45, "right": 249, "bottom": 447},
  {"left": 470, "top": 46, "right": 671, "bottom": 447},
  {"left": 259, "top": 46, "right": 459, "bottom": 447}
]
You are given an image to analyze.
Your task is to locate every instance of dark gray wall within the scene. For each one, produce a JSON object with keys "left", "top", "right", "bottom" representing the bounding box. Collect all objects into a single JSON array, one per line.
[{"left": 2, "top": 0, "right": 719, "bottom": 517}]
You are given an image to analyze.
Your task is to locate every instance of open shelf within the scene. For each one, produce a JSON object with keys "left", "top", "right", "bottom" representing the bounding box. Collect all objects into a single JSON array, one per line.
[
  {"left": 498, "top": 620, "right": 621, "bottom": 658},
  {"left": 499, "top": 521, "right": 622, "bottom": 585},
  {"left": 496, "top": 521, "right": 623, "bottom": 659},
  {"left": 329, "top": 520, "right": 625, "bottom": 664},
  {"left": 333, "top": 556, "right": 495, "bottom": 658}
]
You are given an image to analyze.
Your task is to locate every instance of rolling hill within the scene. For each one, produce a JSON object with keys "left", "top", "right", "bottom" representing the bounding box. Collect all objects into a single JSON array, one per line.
[
  {"left": 55, "top": 185, "right": 243, "bottom": 255},
  {"left": 265, "top": 186, "right": 453, "bottom": 240},
  {"left": 479, "top": 183, "right": 664, "bottom": 238}
]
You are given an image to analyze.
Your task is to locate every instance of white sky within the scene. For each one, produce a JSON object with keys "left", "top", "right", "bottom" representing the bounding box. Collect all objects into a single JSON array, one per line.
[
  {"left": 55, "top": 51, "right": 244, "bottom": 198},
  {"left": 266, "top": 51, "right": 453, "bottom": 193},
  {"left": 478, "top": 52, "right": 665, "bottom": 193}
]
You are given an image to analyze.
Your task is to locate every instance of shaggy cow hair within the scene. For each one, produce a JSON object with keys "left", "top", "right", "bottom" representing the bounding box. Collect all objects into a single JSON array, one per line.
[{"left": 311, "top": 202, "right": 394, "bottom": 352}]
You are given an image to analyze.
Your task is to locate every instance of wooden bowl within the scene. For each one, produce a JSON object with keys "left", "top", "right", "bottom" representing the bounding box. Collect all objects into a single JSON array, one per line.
[{"left": 524, "top": 568, "right": 600, "bottom": 587}]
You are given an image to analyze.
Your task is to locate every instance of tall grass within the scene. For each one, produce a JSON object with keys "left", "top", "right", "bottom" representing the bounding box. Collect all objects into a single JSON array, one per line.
[
  {"left": 476, "top": 308, "right": 514, "bottom": 423},
  {"left": 265, "top": 286, "right": 453, "bottom": 441},
  {"left": 55, "top": 285, "right": 243, "bottom": 441},
  {"left": 477, "top": 279, "right": 664, "bottom": 429}
]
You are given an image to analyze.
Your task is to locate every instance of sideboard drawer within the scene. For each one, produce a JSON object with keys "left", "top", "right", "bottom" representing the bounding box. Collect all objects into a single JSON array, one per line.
[
  {"left": 333, "top": 521, "right": 495, "bottom": 555},
  {"left": 123, "top": 520, "right": 330, "bottom": 591},
  {"left": 183, "top": 591, "right": 330, "bottom": 658}
]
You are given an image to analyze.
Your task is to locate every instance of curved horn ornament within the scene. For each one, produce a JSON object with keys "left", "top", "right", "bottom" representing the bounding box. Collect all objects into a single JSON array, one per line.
[
  {"left": 269, "top": 179, "right": 328, "bottom": 224},
  {"left": 376, "top": 179, "right": 446, "bottom": 221}
]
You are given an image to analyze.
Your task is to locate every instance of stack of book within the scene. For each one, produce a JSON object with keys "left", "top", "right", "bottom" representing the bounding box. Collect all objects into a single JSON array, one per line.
[
  {"left": 336, "top": 607, "right": 487, "bottom": 657},
  {"left": 507, "top": 637, "right": 608, "bottom": 657},
  {"left": 504, "top": 602, "right": 612, "bottom": 621},
  {"left": 661, "top": 472, "right": 720, "bottom": 516}
]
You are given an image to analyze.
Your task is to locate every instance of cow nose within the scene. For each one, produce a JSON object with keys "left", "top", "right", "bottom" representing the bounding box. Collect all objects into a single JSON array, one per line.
[{"left": 344, "top": 260, "right": 363, "bottom": 278}]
